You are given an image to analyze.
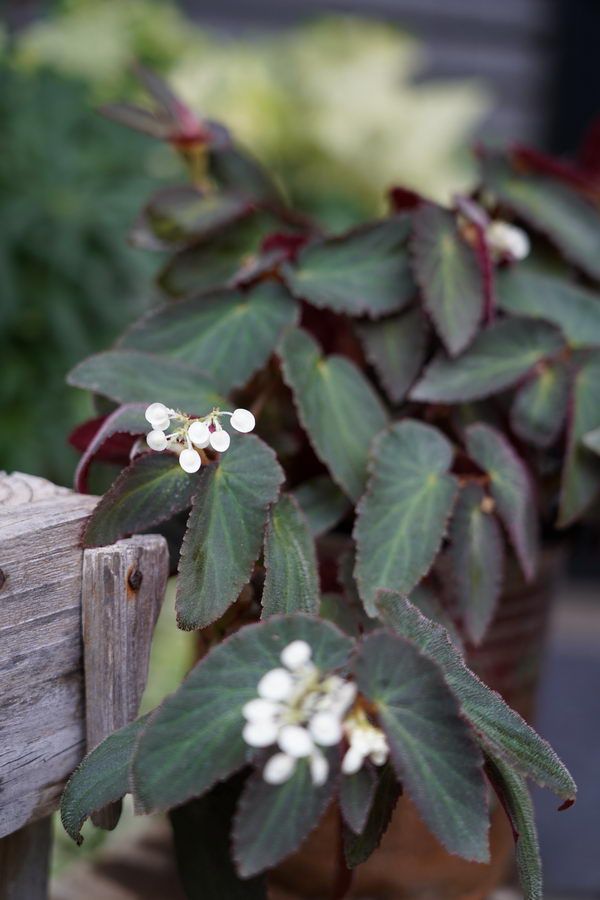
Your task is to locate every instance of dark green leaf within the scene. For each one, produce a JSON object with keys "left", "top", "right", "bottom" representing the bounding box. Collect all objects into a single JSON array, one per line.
[
  {"left": 68, "top": 350, "right": 227, "bottom": 412},
  {"left": 485, "top": 756, "right": 542, "bottom": 900},
  {"left": 340, "top": 765, "right": 378, "bottom": 834},
  {"left": 497, "top": 268, "right": 600, "bottom": 348},
  {"left": 448, "top": 484, "right": 504, "bottom": 645},
  {"left": 176, "top": 435, "right": 283, "bottom": 630},
  {"left": 410, "top": 318, "right": 564, "bottom": 403},
  {"left": 158, "top": 217, "right": 273, "bottom": 298},
  {"left": 233, "top": 756, "right": 337, "bottom": 878},
  {"left": 481, "top": 154, "right": 600, "bottom": 281},
  {"left": 292, "top": 475, "right": 350, "bottom": 537},
  {"left": 120, "top": 282, "right": 297, "bottom": 394},
  {"left": 356, "top": 306, "right": 429, "bottom": 403},
  {"left": 343, "top": 764, "right": 401, "bottom": 867},
  {"left": 283, "top": 217, "right": 415, "bottom": 318},
  {"left": 61, "top": 715, "right": 148, "bottom": 844},
  {"left": 465, "top": 424, "right": 538, "bottom": 580},
  {"left": 261, "top": 494, "right": 320, "bottom": 617},
  {"left": 170, "top": 775, "right": 267, "bottom": 900},
  {"left": 132, "top": 615, "right": 352, "bottom": 813},
  {"left": 376, "top": 592, "right": 576, "bottom": 801},
  {"left": 131, "top": 186, "right": 251, "bottom": 251},
  {"left": 280, "top": 327, "right": 388, "bottom": 501},
  {"left": 409, "top": 585, "right": 463, "bottom": 650},
  {"left": 209, "top": 143, "right": 282, "bottom": 204},
  {"left": 354, "top": 630, "right": 489, "bottom": 862},
  {"left": 354, "top": 420, "right": 458, "bottom": 614},
  {"left": 510, "top": 361, "right": 569, "bottom": 447},
  {"left": 83, "top": 453, "right": 198, "bottom": 547},
  {"left": 319, "top": 593, "right": 373, "bottom": 640},
  {"left": 411, "top": 204, "right": 484, "bottom": 355},
  {"left": 558, "top": 352, "right": 600, "bottom": 525}
]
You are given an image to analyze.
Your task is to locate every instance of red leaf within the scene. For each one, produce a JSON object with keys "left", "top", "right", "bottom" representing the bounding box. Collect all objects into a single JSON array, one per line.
[{"left": 388, "top": 186, "right": 423, "bottom": 213}]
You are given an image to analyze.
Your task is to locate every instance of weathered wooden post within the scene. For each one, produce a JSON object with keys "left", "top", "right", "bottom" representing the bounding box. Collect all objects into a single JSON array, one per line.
[{"left": 0, "top": 473, "right": 168, "bottom": 899}]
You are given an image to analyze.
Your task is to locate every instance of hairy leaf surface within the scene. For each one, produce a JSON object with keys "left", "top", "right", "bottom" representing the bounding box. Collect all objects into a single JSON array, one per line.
[
  {"left": 354, "top": 420, "right": 458, "bottom": 613},
  {"left": 410, "top": 318, "right": 564, "bottom": 403},
  {"left": 411, "top": 204, "right": 484, "bottom": 355},
  {"left": 74, "top": 404, "right": 147, "bottom": 493},
  {"left": 356, "top": 306, "right": 429, "bottom": 403},
  {"left": 84, "top": 453, "right": 198, "bottom": 547},
  {"left": 510, "top": 361, "right": 569, "bottom": 447},
  {"left": 132, "top": 615, "right": 352, "bottom": 813},
  {"left": 466, "top": 424, "right": 539, "bottom": 580},
  {"left": 280, "top": 328, "right": 388, "bottom": 500},
  {"left": 376, "top": 593, "right": 576, "bottom": 801},
  {"left": 176, "top": 436, "right": 283, "bottom": 629},
  {"left": 354, "top": 631, "right": 490, "bottom": 862},
  {"left": 448, "top": 484, "right": 504, "bottom": 645},
  {"left": 292, "top": 475, "right": 350, "bottom": 536},
  {"left": 339, "top": 765, "right": 378, "bottom": 835},
  {"left": 121, "top": 283, "right": 297, "bottom": 394},
  {"left": 283, "top": 218, "right": 415, "bottom": 318},
  {"left": 343, "top": 764, "right": 401, "bottom": 867},
  {"left": 68, "top": 350, "right": 226, "bottom": 412},
  {"left": 262, "top": 494, "right": 320, "bottom": 617}
]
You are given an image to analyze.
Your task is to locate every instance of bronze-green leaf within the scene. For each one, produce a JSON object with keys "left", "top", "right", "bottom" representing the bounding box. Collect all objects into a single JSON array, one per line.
[
  {"left": 410, "top": 318, "right": 564, "bottom": 403},
  {"left": 176, "top": 435, "right": 283, "bottom": 630},
  {"left": 282, "top": 217, "right": 415, "bottom": 318},
  {"left": 356, "top": 306, "right": 429, "bottom": 403},
  {"left": 354, "top": 420, "right": 458, "bottom": 614},
  {"left": 510, "top": 361, "right": 569, "bottom": 448},
  {"left": 261, "top": 494, "right": 320, "bottom": 617},
  {"left": 280, "top": 327, "right": 388, "bottom": 501},
  {"left": 354, "top": 630, "right": 490, "bottom": 862},
  {"left": 411, "top": 204, "right": 484, "bottom": 355},
  {"left": 558, "top": 352, "right": 600, "bottom": 526}
]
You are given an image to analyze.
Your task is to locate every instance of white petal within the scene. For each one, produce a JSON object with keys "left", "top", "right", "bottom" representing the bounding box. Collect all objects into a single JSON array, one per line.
[
  {"left": 331, "top": 681, "right": 358, "bottom": 716},
  {"left": 146, "top": 429, "right": 167, "bottom": 451},
  {"left": 179, "top": 448, "right": 201, "bottom": 473},
  {"left": 370, "top": 747, "right": 389, "bottom": 766},
  {"left": 263, "top": 752, "right": 296, "bottom": 785},
  {"left": 341, "top": 745, "right": 365, "bottom": 775},
  {"left": 257, "top": 668, "right": 294, "bottom": 701},
  {"left": 145, "top": 403, "right": 169, "bottom": 427},
  {"left": 210, "top": 430, "right": 231, "bottom": 452},
  {"left": 278, "top": 725, "right": 314, "bottom": 758},
  {"left": 242, "top": 698, "right": 280, "bottom": 723},
  {"left": 280, "top": 640, "right": 312, "bottom": 671},
  {"left": 230, "top": 408, "right": 256, "bottom": 434},
  {"left": 242, "top": 719, "right": 278, "bottom": 748},
  {"left": 188, "top": 420, "right": 210, "bottom": 447},
  {"left": 309, "top": 751, "right": 329, "bottom": 787},
  {"left": 309, "top": 711, "right": 343, "bottom": 747}
]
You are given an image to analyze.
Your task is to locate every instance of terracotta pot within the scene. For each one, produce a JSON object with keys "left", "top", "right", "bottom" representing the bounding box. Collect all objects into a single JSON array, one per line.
[{"left": 268, "top": 549, "right": 560, "bottom": 900}]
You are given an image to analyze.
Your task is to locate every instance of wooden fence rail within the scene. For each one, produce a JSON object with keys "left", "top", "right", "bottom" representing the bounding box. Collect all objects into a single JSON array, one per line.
[{"left": 0, "top": 473, "right": 168, "bottom": 899}]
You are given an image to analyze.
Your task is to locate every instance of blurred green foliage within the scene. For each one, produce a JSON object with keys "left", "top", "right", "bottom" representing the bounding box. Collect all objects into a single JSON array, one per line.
[
  {"left": 0, "top": 60, "right": 163, "bottom": 484},
  {"left": 4, "top": 0, "right": 488, "bottom": 484}
]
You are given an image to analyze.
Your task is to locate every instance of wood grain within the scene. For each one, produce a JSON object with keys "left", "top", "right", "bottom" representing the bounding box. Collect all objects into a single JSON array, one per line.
[
  {"left": 0, "top": 817, "right": 53, "bottom": 900},
  {"left": 82, "top": 536, "right": 168, "bottom": 827},
  {"left": 0, "top": 472, "right": 168, "bottom": 840}
]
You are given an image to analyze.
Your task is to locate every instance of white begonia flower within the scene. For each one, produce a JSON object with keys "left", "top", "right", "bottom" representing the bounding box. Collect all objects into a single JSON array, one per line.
[
  {"left": 143, "top": 404, "right": 257, "bottom": 473},
  {"left": 486, "top": 220, "right": 530, "bottom": 261},
  {"left": 146, "top": 429, "right": 168, "bottom": 452},
  {"left": 230, "top": 408, "right": 256, "bottom": 434},
  {"left": 341, "top": 710, "right": 389, "bottom": 775},
  {"left": 242, "top": 640, "right": 360, "bottom": 788},
  {"left": 257, "top": 668, "right": 295, "bottom": 702},
  {"left": 209, "top": 428, "right": 231, "bottom": 453},
  {"left": 280, "top": 639, "right": 312, "bottom": 671},
  {"left": 187, "top": 420, "right": 211, "bottom": 448},
  {"left": 179, "top": 448, "right": 202, "bottom": 473},
  {"left": 263, "top": 752, "right": 297, "bottom": 785}
]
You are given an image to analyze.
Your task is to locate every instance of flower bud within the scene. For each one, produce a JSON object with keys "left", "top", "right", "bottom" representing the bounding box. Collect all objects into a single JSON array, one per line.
[
  {"left": 179, "top": 448, "right": 201, "bottom": 473},
  {"left": 188, "top": 420, "right": 210, "bottom": 448},
  {"left": 263, "top": 752, "right": 297, "bottom": 785},
  {"left": 145, "top": 403, "right": 170, "bottom": 429},
  {"left": 146, "top": 430, "right": 168, "bottom": 452},
  {"left": 209, "top": 430, "right": 231, "bottom": 453},
  {"left": 231, "top": 408, "right": 256, "bottom": 434}
]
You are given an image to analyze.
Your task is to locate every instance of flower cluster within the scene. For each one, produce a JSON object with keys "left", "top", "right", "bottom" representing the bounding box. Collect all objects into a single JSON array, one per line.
[
  {"left": 144, "top": 403, "right": 255, "bottom": 473},
  {"left": 242, "top": 640, "right": 389, "bottom": 786}
]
